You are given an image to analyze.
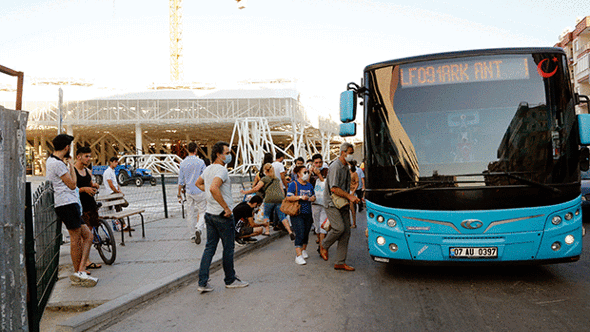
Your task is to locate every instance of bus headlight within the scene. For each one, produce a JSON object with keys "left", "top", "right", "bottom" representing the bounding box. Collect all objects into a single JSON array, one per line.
[
  {"left": 369, "top": 212, "right": 375, "bottom": 219},
  {"left": 377, "top": 215, "right": 385, "bottom": 223},
  {"left": 389, "top": 243, "right": 398, "bottom": 252},
  {"left": 565, "top": 212, "right": 573, "bottom": 221},
  {"left": 387, "top": 218, "right": 397, "bottom": 227},
  {"left": 551, "top": 216, "right": 562, "bottom": 225},
  {"left": 565, "top": 235, "right": 575, "bottom": 245},
  {"left": 376, "top": 236, "right": 386, "bottom": 246},
  {"left": 551, "top": 242, "right": 561, "bottom": 251},
  {"left": 575, "top": 209, "right": 580, "bottom": 216}
]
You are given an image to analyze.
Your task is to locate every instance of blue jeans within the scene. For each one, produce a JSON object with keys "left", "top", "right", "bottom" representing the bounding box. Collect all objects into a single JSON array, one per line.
[
  {"left": 198, "top": 213, "right": 236, "bottom": 286},
  {"left": 290, "top": 213, "right": 313, "bottom": 248},
  {"left": 264, "top": 202, "right": 287, "bottom": 226}
]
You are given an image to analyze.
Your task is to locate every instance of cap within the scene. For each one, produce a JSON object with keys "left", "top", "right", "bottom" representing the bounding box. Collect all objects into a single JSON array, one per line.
[{"left": 52, "top": 134, "right": 74, "bottom": 151}]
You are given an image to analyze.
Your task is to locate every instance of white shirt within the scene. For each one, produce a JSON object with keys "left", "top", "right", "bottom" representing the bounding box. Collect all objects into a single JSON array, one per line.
[
  {"left": 202, "top": 164, "right": 233, "bottom": 215},
  {"left": 178, "top": 155, "right": 206, "bottom": 195},
  {"left": 46, "top": 156, "right": 78, "bottom": 207},
  {"left": 272, "top": 161, "right": 285, "bottom": 189},
  {"left": 103, "top": 166, "right": 119, "bottom": 195}
]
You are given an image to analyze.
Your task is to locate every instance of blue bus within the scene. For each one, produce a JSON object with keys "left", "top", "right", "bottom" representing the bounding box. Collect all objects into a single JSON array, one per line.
[{"left": 340, "top": 48, "right": 590, "bottom": 264}]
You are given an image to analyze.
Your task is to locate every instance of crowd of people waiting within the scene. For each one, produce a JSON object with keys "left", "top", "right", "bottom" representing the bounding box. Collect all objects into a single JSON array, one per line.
[{"left": 48, "top": 132, "right": 365, "bottom": 291}]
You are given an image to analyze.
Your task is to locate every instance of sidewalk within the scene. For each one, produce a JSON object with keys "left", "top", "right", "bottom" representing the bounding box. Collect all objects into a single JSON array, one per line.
[{"left": 41, "top": 216, "right": 283, "bottom": 331}]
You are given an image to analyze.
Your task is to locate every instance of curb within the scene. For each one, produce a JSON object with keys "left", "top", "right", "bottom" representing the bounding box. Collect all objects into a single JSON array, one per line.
[{"left": 56, "top": 231, "right": 286, "bottom": 332}]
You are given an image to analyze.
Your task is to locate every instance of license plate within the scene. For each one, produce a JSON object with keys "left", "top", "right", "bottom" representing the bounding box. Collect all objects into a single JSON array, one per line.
[{"left": 449, "top": 247, "right": 498, "bottom": 258}]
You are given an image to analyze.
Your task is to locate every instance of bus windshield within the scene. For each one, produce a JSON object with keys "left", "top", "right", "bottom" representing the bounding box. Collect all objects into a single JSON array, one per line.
[{"left": 365, "top": 52, "right": 579, "bottom": 210}]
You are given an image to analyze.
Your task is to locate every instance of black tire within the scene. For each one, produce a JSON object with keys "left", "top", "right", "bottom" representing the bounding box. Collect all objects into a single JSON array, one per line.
[
  {"left": 150, "top": 177, "right": 157, "bottom": 186},
  {"left": 94, "top": 174, "right": 103, "bottom": 185},
  {"left": 135, "top": 177, "right": 144, "bottom": 187},
  {"left": 95, "top": 219, "right": 117, "bottom": 265},
  {"left": 117, "top": 172, "right": 129, "bottom": 186}
]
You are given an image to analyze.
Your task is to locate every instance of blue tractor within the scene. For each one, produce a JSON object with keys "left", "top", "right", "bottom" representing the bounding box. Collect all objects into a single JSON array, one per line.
[{"left": 92, "top": 162, "right": 156, "bottom": 187}]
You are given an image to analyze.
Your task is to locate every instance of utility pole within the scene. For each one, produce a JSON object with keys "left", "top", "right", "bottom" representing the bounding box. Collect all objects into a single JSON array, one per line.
[{"left": 58, "top": 87, "right": 63, "bottom": 134}]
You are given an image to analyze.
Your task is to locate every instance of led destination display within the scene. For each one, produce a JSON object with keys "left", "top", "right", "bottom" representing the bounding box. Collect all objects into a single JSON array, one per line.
[{"left": 400, "top": 57, "right": 530, "bottom": 88}]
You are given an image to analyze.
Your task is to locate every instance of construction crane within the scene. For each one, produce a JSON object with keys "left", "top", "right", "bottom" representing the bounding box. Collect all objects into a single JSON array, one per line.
[
  {"left": 169, "top": 0, "right": 183, "bottom": 82},
  {"left": 169, "top": 0, "right": 246, "bottom": 82}
]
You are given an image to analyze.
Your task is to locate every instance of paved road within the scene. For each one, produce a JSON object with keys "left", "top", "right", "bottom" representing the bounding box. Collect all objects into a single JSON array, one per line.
[{"left": 104, "top": 211, "right": 590, "bottom": 332}]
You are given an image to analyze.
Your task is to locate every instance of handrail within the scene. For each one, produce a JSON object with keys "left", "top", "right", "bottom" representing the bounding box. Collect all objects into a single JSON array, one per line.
[{"left": 0, "top": 64, "right": 24, "bottom": 110}]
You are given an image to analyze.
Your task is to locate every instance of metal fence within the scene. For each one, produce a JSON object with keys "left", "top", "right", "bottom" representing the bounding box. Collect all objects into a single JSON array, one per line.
[{"left": 25, "top": 181, "right": 61, "bottom": 332}]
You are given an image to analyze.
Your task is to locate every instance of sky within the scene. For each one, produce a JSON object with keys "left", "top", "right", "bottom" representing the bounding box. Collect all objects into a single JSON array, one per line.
[{"left": 0, "top": 0, "right": 588, "bottom": 121}]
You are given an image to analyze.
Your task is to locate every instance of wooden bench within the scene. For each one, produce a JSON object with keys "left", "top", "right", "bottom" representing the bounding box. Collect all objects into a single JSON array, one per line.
[{"left": 96, "top": 193, "right": 145, "bottom": 246}]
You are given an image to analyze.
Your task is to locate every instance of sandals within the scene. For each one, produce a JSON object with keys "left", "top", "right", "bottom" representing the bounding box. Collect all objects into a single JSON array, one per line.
[{"left": 86, "top": 262, "right": 102, "bottom": 269}]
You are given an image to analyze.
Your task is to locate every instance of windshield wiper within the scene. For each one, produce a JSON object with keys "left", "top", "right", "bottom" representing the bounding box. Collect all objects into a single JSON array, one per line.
[
  {"left": 485, "top": 172, "right": 561, "bottom": 193},
  {"left": 383, "top": 184, "right": 433, "bottom": 198}
]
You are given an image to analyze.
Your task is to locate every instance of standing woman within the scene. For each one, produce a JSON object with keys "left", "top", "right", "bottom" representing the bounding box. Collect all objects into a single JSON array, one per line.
[
  {"left": 252, "top": 152, "right": 274, "bottom": 194},
  {"left": 241, "top": 163, "right": 295, "bottom": 238},
  {"left": 286, "top": 166, "right": 316, "bottom": 265},
  {"left": 349, "top": 162, "right": 359, "bottom": 228}
]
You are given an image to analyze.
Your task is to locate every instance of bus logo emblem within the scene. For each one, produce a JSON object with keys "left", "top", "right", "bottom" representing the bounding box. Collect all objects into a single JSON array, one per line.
[{"left": 461, "top": 219, "right": 483, "bottom": 229}]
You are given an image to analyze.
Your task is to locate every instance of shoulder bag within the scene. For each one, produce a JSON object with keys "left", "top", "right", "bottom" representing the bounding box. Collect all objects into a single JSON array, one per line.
[
  {"left": 331, "top": 193, "right": 349, "bottom": 209},
  {"left": 280, "top": 181, "right": 300, "bottom": 216}
]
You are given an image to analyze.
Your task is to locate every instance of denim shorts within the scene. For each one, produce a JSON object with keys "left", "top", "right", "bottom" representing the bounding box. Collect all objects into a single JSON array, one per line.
[{"left": 264, "top": 202, "right": 286, "bottom": 222}]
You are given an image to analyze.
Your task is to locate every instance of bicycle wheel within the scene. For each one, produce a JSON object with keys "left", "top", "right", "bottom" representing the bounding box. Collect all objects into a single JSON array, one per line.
[{"left": 95, "top": 219, "right": 117, "bottom": 265}]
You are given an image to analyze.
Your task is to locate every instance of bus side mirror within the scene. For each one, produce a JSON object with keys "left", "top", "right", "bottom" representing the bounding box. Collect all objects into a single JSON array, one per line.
[
  {"left": 340, "top": 123, "right": 356, "bottom": 137},
  {"left": 340, "top": 90, "right": 357, "bottom": 123},
  {"left": 578, "top": 114, "right": 590, "bottom": 145}
]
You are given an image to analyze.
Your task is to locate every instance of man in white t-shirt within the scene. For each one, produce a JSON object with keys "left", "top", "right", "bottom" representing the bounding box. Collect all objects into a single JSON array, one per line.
[
  {"left": 103, "top": 157, "right": 121, "bottom": 196},
  {"left": 103, "top": 157, "right": 132, "bottom": 230},
  {"left": 195, "top": 141, "right": 248, "bottom": 293},
  {"left": 272, "top": 151, "right": 288, "bottom": 190},
  {"left": 47, "top": 134, "right": 97, "bottom": 287}
]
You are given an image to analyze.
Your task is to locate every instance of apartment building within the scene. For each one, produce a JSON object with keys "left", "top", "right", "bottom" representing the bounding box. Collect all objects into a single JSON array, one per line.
[{"left": 555, "top": 16, "right": 590, "bottom": 113}]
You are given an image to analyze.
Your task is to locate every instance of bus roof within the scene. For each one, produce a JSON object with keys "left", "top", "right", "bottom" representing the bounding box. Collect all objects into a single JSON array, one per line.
[{"left": 364, "top": 47, "right": 566, "bottom": 72}]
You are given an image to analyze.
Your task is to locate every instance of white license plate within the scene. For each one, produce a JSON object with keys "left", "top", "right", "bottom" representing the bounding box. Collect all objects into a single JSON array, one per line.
[{"left": 449, "top": 247, "right": 498, "bottom": 258}]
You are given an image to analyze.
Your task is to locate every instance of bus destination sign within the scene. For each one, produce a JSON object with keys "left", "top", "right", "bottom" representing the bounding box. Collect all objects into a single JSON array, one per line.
[{"left": 400, "top": 57, "right": 530, "bottom": 88}]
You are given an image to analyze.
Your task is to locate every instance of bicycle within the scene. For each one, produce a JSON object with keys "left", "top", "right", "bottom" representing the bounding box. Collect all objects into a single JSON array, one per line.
[{"left": 91, "top": 218, "right": 117, "bottom": 265}]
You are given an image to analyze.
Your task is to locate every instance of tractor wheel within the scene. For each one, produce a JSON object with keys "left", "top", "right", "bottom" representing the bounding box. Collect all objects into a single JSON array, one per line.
[
  {"left": 117, "top": 172, "right": 129, "bottom": 186},
  {"left": 135, "top": 177, "right": 144, "bottom": 187},
  {"left": 94, "top": 175, "right": 103, "bottom": 185},
  {"left": 150, "top": 177, "right": 157, "bottom": 186}
]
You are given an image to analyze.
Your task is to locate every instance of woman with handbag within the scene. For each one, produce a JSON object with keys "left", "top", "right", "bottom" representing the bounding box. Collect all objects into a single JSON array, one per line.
[
  {"left": 286, "top": 166, "right": 316, "bottom": 265},
  {"left": 241, "top": 163, "right": 295, "bottom": 239}
]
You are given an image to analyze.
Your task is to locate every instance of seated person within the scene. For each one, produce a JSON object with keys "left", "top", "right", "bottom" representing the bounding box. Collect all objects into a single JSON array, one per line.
[{"left": 233, "top": 195, "right": 268, "bottom": 245}]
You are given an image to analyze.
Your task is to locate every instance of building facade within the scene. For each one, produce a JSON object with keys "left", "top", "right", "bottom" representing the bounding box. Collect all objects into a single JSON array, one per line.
[{"left": 555, "top": 16, "right": 590, "bottom": 113}]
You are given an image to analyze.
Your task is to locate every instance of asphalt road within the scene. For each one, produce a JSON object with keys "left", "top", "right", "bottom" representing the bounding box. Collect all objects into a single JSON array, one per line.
[{"left": 104, "top": 211, "right": 590, "bottom": 332}]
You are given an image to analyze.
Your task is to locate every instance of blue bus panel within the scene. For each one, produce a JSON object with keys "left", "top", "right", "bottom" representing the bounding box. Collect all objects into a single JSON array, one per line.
[{"left": 366, "top": 198, "right": 582, "bottom": 264}]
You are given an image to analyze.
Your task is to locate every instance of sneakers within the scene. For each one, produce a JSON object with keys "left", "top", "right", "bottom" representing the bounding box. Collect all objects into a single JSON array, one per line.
[
  {"left": 295, "top": 255, "right": 307, "bottom": 265},
  {"left": 70, "top": 271, "right": 98, "bottom": 287},
  {"left": 226, "top": 278, "right": 249, "bottom": 288},
  {"left": 301, "top": 250, "right": 309, "bottom": 259},
  {"left": 243, "top": 237, "right": 258, "bottom": 244},
  {"left": 235, "top": 238, "right": 246, "bottom": 247},
  {"left": 289, "top": 233, "right": 296, "bottom": 241},
  {"left": 195, "top": 230, "right": 202, "bottom": 245},
  {"left": 198, "top": 283, "right": 214, "bottom": 293}
]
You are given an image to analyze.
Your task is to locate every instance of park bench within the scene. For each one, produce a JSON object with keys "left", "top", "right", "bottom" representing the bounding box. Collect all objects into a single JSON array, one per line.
[{"left": 96, "top": 193, "right": 145, "bottom": 246}]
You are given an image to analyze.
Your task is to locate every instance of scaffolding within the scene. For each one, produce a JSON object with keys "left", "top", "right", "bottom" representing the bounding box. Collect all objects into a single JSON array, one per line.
[{"left": 17, "top": 87, "right": 339, "bottom": 175}]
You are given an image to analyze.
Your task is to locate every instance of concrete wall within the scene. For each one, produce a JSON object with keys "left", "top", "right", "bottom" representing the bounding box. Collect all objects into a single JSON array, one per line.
[{"left": 0, "top": 106, "right": 29, "bottom": 331}]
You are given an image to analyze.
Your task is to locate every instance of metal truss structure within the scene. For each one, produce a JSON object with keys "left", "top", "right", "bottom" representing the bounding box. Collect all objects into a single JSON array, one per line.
[
  {"left": 119, "top": 154, "right": 184, "bottom": 175},
  {"left": 18, "top": 88, "right": 339, "bottom": 175}
]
